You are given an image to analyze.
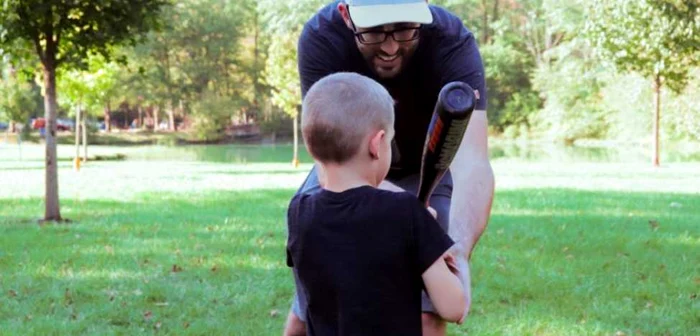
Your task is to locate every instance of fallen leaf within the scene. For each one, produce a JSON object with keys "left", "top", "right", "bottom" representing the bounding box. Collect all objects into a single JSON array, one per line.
[
  {"left": 144, "top": 311, "right": 153, "bottom": 321},
  {"left": 616, "top": 331, "right": 626, "bottom": 336},
  {"left": 645, "top": 302, "right": 653, "bottom": 309},
  {"left": 105, "top": 245, "right": 114, "bottom": 255},
  {"left": 155, "top": 321, "right": 162, "bottom": 330},
  {"left": 64, "top": 288, "right": 73, "bottom": 305},
  {"left": 211, "top": 265, "right": 218, "bottom": 272},
  {"left": 172, "top": 264, "right": 183, "bottom": 273},
  {"left": 690, "top": 293, "right": 697, "bottom": 300},
  {"left": 183, "top": 322, "right": 190, "bottom": 329},
  {"left": 648, "top": 220, "right": 659, "bottom": 231},
  {"left": 8, "top": 290, "right": 17, "bottom": 297},
  {"left": 270, "top": 309, "right": 279, "bottom": 318},
  {"left": 562, "top": 246, "right": 570, "bottom": 253}
]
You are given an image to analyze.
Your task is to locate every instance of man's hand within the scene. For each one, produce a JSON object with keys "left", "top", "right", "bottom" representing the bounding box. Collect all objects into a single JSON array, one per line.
[
  {"left": 427, "top": 206, "right": 438, "bottom": 220},
  {"left": 377, "top": 179, "right": 404, "bottom": 192}
]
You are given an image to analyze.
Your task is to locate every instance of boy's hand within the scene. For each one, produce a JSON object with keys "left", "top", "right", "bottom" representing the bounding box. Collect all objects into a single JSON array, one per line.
[{"left": 443, "top": 252, "right": 460, "bottom": 276}]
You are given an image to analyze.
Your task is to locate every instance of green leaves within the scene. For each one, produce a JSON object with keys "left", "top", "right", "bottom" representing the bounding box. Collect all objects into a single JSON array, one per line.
[
  {"left": 259, "top": 0, "right": 325, "bottom": 117},
  {"left": 0, "top": 58, "right": 40, "bottom": 123},
  {"left": 56, "top": 53, "right": 121, "bottom": 116},
  {"left": 2, "top": 0, "right": 170, "bottom": 69},
  {"left": 586, "top": 0, "right": 699, "bottom": 93}
]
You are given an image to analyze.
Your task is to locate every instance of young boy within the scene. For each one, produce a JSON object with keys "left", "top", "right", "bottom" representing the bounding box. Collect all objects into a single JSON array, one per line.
[{"left": 286, "top": 72, "right": 466, "bottom": 335}]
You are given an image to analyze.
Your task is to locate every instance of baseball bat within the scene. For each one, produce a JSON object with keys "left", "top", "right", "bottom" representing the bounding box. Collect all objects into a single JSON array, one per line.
[{"left": 417, "top": 81, "right": 477, "bottom": 207}]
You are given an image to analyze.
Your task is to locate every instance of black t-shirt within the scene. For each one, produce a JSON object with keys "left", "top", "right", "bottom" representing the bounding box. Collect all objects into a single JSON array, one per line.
[
  {"left": 298, "top": 1, "right": 487, "bottom": 179},
  {"left": 286, "top": 186, "right": 454, "bottom": 336}
]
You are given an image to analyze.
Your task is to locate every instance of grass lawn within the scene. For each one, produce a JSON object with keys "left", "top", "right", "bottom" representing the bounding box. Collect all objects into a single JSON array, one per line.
[{"left": 1, "top": 144, "right": 698, "bottom": 335}]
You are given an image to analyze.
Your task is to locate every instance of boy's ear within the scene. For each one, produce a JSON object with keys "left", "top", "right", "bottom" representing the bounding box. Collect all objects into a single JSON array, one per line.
[{"left": 368, "top": 130, "right": 385, "bottom": 160}]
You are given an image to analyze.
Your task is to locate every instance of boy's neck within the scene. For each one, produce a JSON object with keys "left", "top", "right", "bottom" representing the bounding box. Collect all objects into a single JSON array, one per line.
[{"left": 320, "top": 162, "right": 375, "bottom": 193}]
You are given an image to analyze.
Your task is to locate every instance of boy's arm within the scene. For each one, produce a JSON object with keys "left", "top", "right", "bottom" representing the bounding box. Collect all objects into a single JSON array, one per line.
[
  {"left": 422, "top": 252, "right": 467, "bottom": 323},
  {"left": 409, "top": 197, "right": 468, "bottom": 323}
]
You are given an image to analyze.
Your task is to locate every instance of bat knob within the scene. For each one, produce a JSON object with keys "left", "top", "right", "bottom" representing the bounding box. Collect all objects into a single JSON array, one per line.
[{"left": 439, "top": 82, "right": 476, "bottom": 119}]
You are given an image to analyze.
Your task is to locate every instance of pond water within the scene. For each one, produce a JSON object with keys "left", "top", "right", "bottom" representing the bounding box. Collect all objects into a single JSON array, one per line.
[
  {"left": 2, "top": 141, "right": 699, "bottom": 164},
  {"left": 117, "top": 142, "right": 700, "bottom": 164}
]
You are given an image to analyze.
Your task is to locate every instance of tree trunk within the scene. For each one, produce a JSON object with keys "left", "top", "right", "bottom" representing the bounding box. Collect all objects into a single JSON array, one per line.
[
  {"left": 652, "top": 75, "right": 661, "bottom": 167},
  {"left": 178, "top": 100, "right": 184, "bottom": 130},
  {"left": 481, "top": 0, "right": 489, "bottom": 44},
  {"left": 124, "top": 106, "right": 129, "bottom": 129},
  {"left": 9, "top": 121, "right": 16, "bottom": 133},
  {"left": 292, "top": 113, "right": 299, "bottom": 167},
  {"left": 138, "top": 105, "right": 144, "bottom": 129},
  {"left": 74, "top": 105, "right": 81, "bottom": 171},
  {"left": 167, "top": 100, "right": 175, "bottom": 131},
  {"left": 252, "top": 9, "right": 260, "bottom": 121},
  {"left": 492, "top": 0, "right": 500, "bottom": 25},
  {"left": 42, "top": 62, "right": 62, "bottom": 221},
  {"left": 82, "top": 120, "right": 88, "bottom": 162},
  {"left": 154, "top": 106, "right": 160, "bottom": 132},
  {"left": 104, "top": 102, "right": 111, "bottom": 132}
]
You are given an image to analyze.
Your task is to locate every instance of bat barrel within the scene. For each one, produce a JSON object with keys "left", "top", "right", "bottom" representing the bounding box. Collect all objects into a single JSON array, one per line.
[
  {"left": 417, "top": 81, "right": 477, "bottom": 206},
  {"left": 438, "top": 81, "right": 476, "bottom": 119}
]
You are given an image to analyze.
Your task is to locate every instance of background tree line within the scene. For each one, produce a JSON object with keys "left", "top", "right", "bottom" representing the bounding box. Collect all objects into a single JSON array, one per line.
[
  {"left": 3, "top": 0, "right": 698, "bottom": 145},
  {"left": 1, "top": 0, "right": 697, "bottom": 221}
]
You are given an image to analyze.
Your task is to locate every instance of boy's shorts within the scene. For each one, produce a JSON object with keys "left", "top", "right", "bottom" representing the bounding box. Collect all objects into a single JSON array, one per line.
[{"left": 289, "top": 165, "right": 457, "bottom": 321}]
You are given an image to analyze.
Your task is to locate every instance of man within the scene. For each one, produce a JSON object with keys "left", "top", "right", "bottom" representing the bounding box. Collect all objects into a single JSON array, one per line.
[{"left": 284, "top": 1, "right": 495, "bottom": 335}]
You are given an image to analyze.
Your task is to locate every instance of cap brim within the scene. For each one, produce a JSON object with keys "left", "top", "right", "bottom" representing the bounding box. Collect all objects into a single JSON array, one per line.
[{"left": 348, "top": 2, "right": 433, "bottom": 28}]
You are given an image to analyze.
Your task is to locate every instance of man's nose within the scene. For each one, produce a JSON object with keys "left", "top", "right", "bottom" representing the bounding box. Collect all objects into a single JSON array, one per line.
[{"left": 380, "top": 36, "right": 400, "bottom": 55}]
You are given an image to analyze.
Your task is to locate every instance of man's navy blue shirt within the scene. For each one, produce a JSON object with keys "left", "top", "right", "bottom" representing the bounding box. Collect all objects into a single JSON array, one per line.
[{"left": 298, "top": 1, "right": 487, "bottom": 178}]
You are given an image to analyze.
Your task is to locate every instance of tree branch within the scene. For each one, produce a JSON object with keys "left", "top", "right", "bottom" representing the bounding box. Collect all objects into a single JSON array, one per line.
[{"left": 31, "top": 33, "right": 46, "bottom": 65}]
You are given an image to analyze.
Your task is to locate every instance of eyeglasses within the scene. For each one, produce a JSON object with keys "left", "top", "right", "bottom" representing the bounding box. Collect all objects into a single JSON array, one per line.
[
  {"left": 353, "top": 27, "right": 421, "bottom": 45},
  {"left": 346, "top": 6, "right": 421, "bottom": 45}
]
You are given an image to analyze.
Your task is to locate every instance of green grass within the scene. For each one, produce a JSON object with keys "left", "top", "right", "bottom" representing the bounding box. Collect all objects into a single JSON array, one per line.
[{"left": 1, "top": 145, "right": 699, "bottom": 335}]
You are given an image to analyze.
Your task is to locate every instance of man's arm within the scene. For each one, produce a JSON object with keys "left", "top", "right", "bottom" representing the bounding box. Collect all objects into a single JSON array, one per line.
[{"left": 448, "top": 109, "right": 494, "bottom": 258}]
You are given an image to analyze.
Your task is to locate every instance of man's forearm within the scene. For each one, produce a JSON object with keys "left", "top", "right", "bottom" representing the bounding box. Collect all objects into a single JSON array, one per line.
[
  {"left": 449, "top": 161, "right": 494, "bottom": 255},
  {"left": 448, "top": 110, "right": 495, "bottom": 257}
]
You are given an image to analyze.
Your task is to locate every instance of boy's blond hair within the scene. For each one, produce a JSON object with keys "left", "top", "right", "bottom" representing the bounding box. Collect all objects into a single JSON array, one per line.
[{"left": 301, "top": 72, "right": 394, "bottom": 164}]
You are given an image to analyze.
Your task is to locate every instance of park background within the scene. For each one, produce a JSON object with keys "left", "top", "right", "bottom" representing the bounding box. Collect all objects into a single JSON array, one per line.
[{"left": 1, "top": 0, "right": 698, "bottom": 335}]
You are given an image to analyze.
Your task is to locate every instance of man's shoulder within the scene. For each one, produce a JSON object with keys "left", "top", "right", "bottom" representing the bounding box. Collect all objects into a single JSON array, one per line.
[
  {"left": 300, "top": 1, "right": 348, "bottom": 41},
  {"left": 424, "top": 5, "right": 476, "bottom": 43}
]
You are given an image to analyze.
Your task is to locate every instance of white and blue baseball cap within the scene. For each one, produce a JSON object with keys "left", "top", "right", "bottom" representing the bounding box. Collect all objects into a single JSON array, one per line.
[{"left": 344, "top": 0, "right": 433, "bottom": 28}]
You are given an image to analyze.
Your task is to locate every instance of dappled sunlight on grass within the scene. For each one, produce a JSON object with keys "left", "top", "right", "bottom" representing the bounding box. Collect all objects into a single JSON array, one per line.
[
  {"left": 2, "top": 144, "right": 699, "bottom": 334},
  {"left": 1, "top": 188, "right": 295, "bottom": 334},
  {"left": 1, "top": 185, "right": 698, "bottom": 335}
]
